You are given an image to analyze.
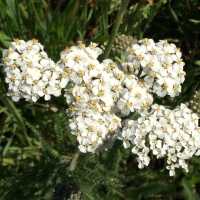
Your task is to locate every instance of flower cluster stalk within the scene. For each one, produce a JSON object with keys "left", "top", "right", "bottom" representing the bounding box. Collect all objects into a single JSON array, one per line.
[{"left": 100, "top": 0, "right": 130, "bottom": 61}]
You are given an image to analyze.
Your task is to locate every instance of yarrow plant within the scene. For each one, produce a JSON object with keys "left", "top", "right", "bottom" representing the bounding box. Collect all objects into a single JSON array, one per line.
[{"left": 2, "top": 38, "right": 200, "bottom": 176}]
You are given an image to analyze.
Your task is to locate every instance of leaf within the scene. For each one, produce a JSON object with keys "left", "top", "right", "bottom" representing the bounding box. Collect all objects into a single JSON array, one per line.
[
  {"left": 194, "top": 60, "right": 200, "bottom": 66},
  {"left": 0, "top": 31, "right": 12, "bottom": 48},
  {"left": 0, "top": 84, "right": 31, "bottom": 146},
  {"left": 189, "top": 19, "right": 200, "bottom": 24},
  {"left": 2, "top": 158, "right": 15, "bottom": 165},
  {"left": 189, "top": 177, "right": 200, "bottom": 185},
  {"left": 182, "top": 178, "right": 200, "bottom": 200},
  {"left": 18, "top": 3, "right": 28, "bottom": 19},
  {"left": 168, "top": 3, "right": 179, "bottom": 23},
  {"left": 5, "top": 0, "right": 20, "bottom": 31},
  {"left": 63, "top": 0, "right": 80, "bottom": 28},
  {"left": 2, "top": 136, "right": 13, "bottom": 156},
  {"left": 6, "top": 0, "right": 17, "bottom": 20}
]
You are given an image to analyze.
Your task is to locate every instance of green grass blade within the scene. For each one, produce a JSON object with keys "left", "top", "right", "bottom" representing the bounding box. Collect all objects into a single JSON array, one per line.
[
  {"left": 2, "top": 135, "right": 13, "bottom": 156},
  {"left": 0, "top": 31, "right": 12, "bottom": 48},
  {"left": 0, "top": 83, "right": 31, "bottom": 146}
]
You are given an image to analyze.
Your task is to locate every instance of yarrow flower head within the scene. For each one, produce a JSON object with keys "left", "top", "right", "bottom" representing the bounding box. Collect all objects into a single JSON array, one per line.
[
  {"left": 119, "top": 103, "right": 200, "bottom": 176},
  {"left": 124, "top": 38, "right": 186, "bottom": 98},
  {"left": 57, "top": 43, "right": 125, "bottom": 152},
  {"left": 2, "top": 37, "right": 200, "bottom": 176},
  {"left": 2, "top": 39, "right": 64, "bottom": 102}
]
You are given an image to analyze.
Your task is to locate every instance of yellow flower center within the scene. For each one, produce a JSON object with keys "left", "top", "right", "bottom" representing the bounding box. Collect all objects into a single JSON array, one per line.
[
  {"left": 74, "top": 55, "right": 81, "bottom": 62},
  {"left": 88, "top": 63, "right": 95, "bottom": 70},
  {"left": 125, "top": 102, "right": 132, "bottom": 108}
]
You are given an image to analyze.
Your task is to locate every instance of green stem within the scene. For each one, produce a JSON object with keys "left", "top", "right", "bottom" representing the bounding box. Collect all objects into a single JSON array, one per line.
[
  {"left": 100, "top": 0, "right": 130, "bottom": 61},
  {"left": 68, "top": 145, "right": 79, "bottom": 171}
]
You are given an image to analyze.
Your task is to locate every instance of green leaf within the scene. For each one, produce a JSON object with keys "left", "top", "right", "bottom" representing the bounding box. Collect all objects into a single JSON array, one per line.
[
  {"left": 189, "top": 177, "right": 200, "bottom": 185},
  {"left": 2, "top": 158, "right": 15, "bottom": 165},
  {"left": 194, "top": 60, "right": 200, "bottom": 66},
  {"left": 182, "top": 178, "right": 200, "bottom": 200},
  {"left": 0, "top": 84, "right": 31, "bottom": 146},
  {"left": 6, "top": 0, "right": 17, "bottom": 20},
  {"left": 0, "top": 31, "right": 12, "bottom": 48},
  {"left": 2, "top": 136, "right": 13, "bottom": 156},
  {"left": 189, "top": 19, "right": 200, "bottom": 24},
  {"left": 5, "top": 0, "right": 20, "bottom": 32},
  {"left": 63, "top": 0, "right": 80, "bottom": 28}
]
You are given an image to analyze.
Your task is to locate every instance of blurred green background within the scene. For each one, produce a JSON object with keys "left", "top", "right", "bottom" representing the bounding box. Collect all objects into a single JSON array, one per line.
[{"left": 1, "top": 0, "right": 200, "bottom": 199}]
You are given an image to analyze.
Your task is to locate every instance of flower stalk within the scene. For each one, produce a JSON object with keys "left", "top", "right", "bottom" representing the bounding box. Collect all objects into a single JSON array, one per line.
[
  {"left": 68, "top": 145, "right": 80, "bottom": 171},
  {"left": 100, "top": 0, "right": 130, "bottom": 61}
]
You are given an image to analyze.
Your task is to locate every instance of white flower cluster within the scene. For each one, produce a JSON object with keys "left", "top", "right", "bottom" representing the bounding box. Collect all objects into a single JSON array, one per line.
[
  {"left": 2, "top": 39, "right": 155, "bottom": 153},
  {"left": 2, "top": 38, "right": 199, "bottom": 176},
  {"left": 117, "top": 75, "right": 153, "bottom": 116},
  {"left": 56, "top": 42, "right": 123, "bottom": 153},
  {"left": 119, "top": 103, "right": 200, "bottom": 176},
  {"left": 125, "top": 38, "right": 186, "bottom": 97},
  {"left": 2, "top": 39, "right": 66, "bottom": 102}
]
